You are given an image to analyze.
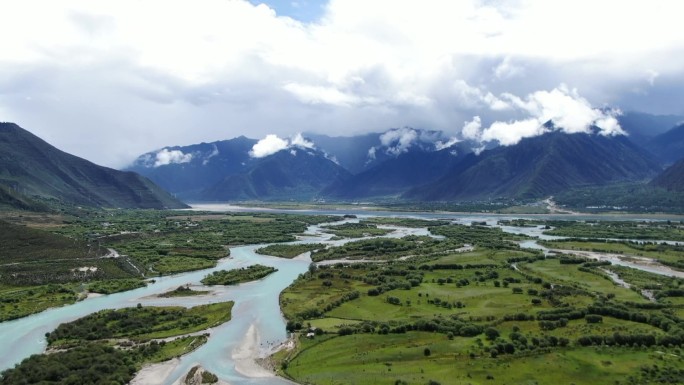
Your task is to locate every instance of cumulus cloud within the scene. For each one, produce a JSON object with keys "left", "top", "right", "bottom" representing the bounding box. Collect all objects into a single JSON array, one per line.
[
  {"left": 249, "top": 133, "right": 316, "bottom": 158},
  {"left": 290, "top": 132, "right": 315, "bottom": 148},
  {"left": 154, "top": 148, "right": 193, "bottom": 167},
  {"left": 461, "top": 116, "right": 482, "bottom": 141},
  {"left": 249, "top": 134, "right": 290, "bottom": 158},
  {"left": 379, "top": 127, "right": 418, "bottom": 155},
  {"left": 0, "top": 1, "right": 683, "bottom": 167},
  {"left": 474, "top": 85, "right": 625, "bottom": 146}
]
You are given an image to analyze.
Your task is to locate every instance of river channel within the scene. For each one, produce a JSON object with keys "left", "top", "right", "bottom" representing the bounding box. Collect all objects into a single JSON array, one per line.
[{"left": 1, "top": 205, "right": 683, "bottom": 384}]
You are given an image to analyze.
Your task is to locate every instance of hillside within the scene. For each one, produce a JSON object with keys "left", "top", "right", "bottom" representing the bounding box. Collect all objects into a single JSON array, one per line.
[
  {"left": 646, "top": 124, "right": 684, "bottom": 163},
  {"left": 407, "top": 131, "right": 662, "bottom": 201},
  {"left": 0, "top": 123, "right": 187, "bottom": 209},
  {"left": 126, "top": 136, "right": 257, "bottom": 199},
  {"left": 322, "top": 146, "right": 469, "bottom": 199},
  {"left": 650, "top": 158, "right": 684, "bottom": 191},
  {"left": 201, "top": 148, "right": 351, "bottom": 201}
]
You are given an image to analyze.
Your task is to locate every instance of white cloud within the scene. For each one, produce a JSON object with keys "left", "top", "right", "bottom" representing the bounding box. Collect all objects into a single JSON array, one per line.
[
  {"left": 202, "top": 144, "right": 220, "bottom": 165},
  {"left": 461, "top": 116, "right": 482, "bottom": 141},
  {"left": 435, "top": 137, "right": 460, "bottom": 151},
  {"left": 249, "top": 132, "right": 316, "bottom": 158},
  {"left": 249, "top": 134, "right": 290, "bottom": 158},
  {"left": 0, "top": 0, "right": 683, "bottom": 167},
  {"left": 379, "top": 127, "right": 418, "bottom": 155},
  {"left": 367, "top": 146, "right": 377, "bottom": 160},
  {"left": 290, "top": 132, "right": 315, "bottom": 148},
  {"left": 154, "top": 148, "right": 193, "bottom": 167},
  {"left": 477, "top": 86, "right": 626, "bottom": 146}
]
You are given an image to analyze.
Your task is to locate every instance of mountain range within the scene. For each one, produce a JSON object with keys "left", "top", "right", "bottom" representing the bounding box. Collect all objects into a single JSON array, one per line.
[
  {"left": 127, "top": 119, "right": 673, "bottom": 203},
  {"left": 405, "top": 128, "right": 662, "bottom": 201},
  {"left": 0, "top": 123, "right": 187, "bottom": 210},
  {"left": 4, "top": 110, "right": 684, "bottom": 211}
]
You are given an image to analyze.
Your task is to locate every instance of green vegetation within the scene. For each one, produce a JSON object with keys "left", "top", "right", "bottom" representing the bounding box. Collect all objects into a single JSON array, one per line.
[
  {"left": 256, "top": 243, "right": 327, "bottom": 258},
  {"left": 1, "top": 300, "right": 232, "bottom": 384},
  {"left": 321, "top": 222, "right": 393, "bottom": 238},
  {"left": 159, "top": 285, "right": 209, "bottom": 298},
  {"left": 310, "top": 223, "right": 523, "bottom": 262},
  {"left": 201, "top": 264, "right": 278, "bottom": 286},
  {"left": 0, "top": 343, "right": 138, "bottom": 385},
  {"left": 277, "top": 220, "right": 684, "bottom": 385},
  {"left": 541, "top": 239, "right": 684, "bottom": 270},
  {"left": 362, "top": 217, "right": 451, "bottom": 228},
  {"left": 555, "top": 183, "right": 684, "bottom": 214},
  {"left": 0, "top": 284, "right": 80, "bottom": 322},
  {"left": 87, "top": 278, "right": 147, "bottom": 294},
  {"left": 47, "top": 302, "right": 234, "bottom": 344},
  {"left": 542, "top": 220, "right": 684, "bottom": 241},
  {"left": 0, "top": 210, "right": 341, "bottom": 321}
]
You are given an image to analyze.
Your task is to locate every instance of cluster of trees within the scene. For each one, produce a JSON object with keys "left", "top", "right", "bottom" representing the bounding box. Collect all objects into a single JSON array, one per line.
[
  {"left": 0, "top": 344, "right": 136, "bottom": 385},
  {"left": 337, "top": 316, "right": 483, "bottom": 337},
  {"left": 428, "top": 224, "right": 522, "bottom": 250},
  {"left": 587, "top": 304, "right": 680, "bottom": 332},
  {"left": 47, "top": 307, "right": 208, "bottom": 343},
  {"left": 201, "top": 264, "right": 277, "bottom": 286},
  {"left": 255, "top": 243, "right": 326, "bottom": 258}
]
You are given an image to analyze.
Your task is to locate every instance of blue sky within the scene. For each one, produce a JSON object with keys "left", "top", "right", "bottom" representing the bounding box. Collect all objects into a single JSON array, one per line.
[
  {"left": 1, "top": 0, "right": 683, "bottom": 168},
  {"left": 249, "top": 0, "right": 327, "bottom": 22}
]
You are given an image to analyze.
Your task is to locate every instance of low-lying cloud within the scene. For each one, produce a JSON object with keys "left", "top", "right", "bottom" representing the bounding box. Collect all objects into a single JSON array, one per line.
[
  {"left": 249, "top": 133, "right": 314, "bottom": 158},
  {"left": 466, "top": 85, "right": 624, "bottom": 146},
  {"left": 154, "top": 148, "right": 193, "bottom": 167}
]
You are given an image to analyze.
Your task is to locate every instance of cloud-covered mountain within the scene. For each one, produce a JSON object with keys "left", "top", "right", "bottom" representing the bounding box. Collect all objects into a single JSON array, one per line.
[
  {"left": 406, "top": 128, "right": 662, "bottom": 201},
  {"left": 127, "top": 136, "right": 257, "bottom": 199},
  {"left": 650, "top": 158, "right": 684, "bottom": 192},
  {"left": 322, "top": 144, "right": 471, "bottom": 199},
  {"left": 129, "top": 134, "right": 351, "bottom": 201},
  {"left": 0, "top": 123, "right": 187, "bottom": 209},
  {"left": 201, "top": 147, "right": 350, "bottom": 201}
]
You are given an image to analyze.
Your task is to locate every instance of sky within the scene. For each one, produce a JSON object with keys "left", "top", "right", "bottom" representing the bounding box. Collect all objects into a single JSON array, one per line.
[{"left": 1, "top": 0, "right": 684, "bottom": 168}]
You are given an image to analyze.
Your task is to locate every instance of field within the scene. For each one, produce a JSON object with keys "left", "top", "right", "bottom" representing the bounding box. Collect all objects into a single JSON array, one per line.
[
  {"left": 541, "top": 239, "right": 684, "bottom": 270},
  {"left": 277, "top": 221, "right": 684, "bottom": 385},
  {"left": 284, "top": 333, "right": 681, "bottom": 385},
  {"left": 0, "top": 210, "right": 339, "bottom": 320}
]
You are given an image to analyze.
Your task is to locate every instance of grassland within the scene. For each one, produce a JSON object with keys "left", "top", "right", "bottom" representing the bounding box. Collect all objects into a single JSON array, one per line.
[
  {"left": 0, "top": 210, "right": 340, "bottom": 322},
  {"left": 540, "top": 239, "right": 684, "bottom": 270},
  {"left": 277, "top": 221, "right": 684, "bottom": 385},
  {"left": 542, "top": 220, "right": 684, "bottom": 241}
]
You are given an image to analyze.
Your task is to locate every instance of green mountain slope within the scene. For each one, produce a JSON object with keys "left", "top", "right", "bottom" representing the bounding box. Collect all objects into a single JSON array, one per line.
[
  {"left": 650, "top": 158, "right": 684, "bottom": 191},
  {"left": 407, "top": 131, "right": 662, "bottom": 201},
  {"left": 0, "top": 123, "right": 187, "bottom": 209}
]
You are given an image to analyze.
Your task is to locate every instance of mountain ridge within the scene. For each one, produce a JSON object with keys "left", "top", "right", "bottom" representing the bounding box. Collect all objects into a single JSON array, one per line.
[
  {"left": 406, "top": 131, "right": 662, "bottom": 201},
  {"left": 0, "top": 123, "right": 187, "bottom": 210}
]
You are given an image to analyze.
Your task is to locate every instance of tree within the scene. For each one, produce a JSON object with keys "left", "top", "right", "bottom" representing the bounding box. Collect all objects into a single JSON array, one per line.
[{"left": 484, "top": 327, "right": 500, "bottom": 341}]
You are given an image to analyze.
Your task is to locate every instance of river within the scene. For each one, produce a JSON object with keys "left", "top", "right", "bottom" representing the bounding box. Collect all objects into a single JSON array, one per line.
[{"left": 1, "top": 204, "right": 683, "bottom": 384}]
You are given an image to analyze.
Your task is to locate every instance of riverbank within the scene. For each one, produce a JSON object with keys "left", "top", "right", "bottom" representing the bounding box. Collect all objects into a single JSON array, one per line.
[{"left": 233, "top": 324, "right": 275, "bottom": 378}]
